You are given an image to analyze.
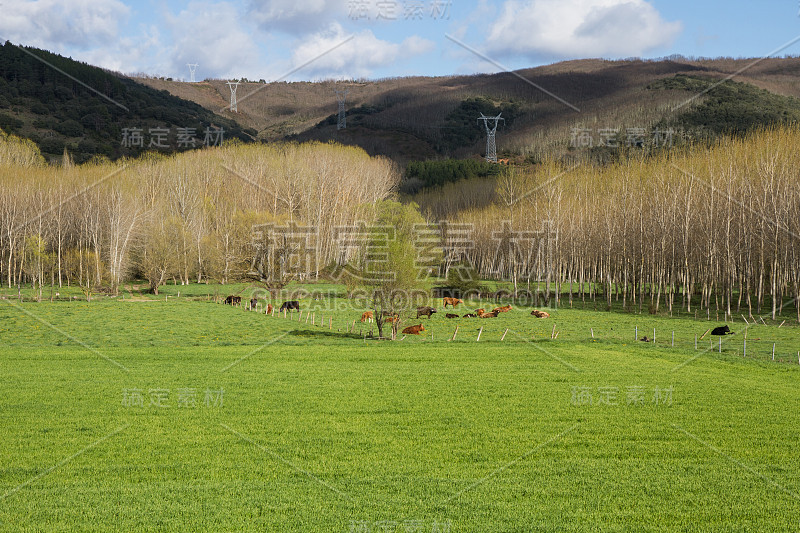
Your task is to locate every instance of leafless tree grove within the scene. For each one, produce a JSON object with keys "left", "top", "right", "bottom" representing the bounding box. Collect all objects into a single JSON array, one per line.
[
  {"left": 0, "top": 132, "right": 398, "bottom": 296},
  {"left": 453, "top": 128, "right": 800, "bottom": 321}
]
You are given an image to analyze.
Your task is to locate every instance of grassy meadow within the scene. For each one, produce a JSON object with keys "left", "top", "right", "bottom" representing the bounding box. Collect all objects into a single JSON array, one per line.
[{"left": 1, "top": 283, "right": 799, "bottom": 531}]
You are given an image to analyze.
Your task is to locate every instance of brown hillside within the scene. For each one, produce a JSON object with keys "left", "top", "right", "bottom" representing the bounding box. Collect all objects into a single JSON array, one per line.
[{"left": 135, "top": 57, "right": 800, "bottom": 164}]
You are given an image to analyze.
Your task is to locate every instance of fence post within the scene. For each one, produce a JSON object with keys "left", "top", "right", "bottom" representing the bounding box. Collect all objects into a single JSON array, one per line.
[
  {"left": 450, "top": 326, "right": 459, "bottom": 341},
  {"left": 772, "top": 343, "right": 775, "bottom": 361},
  {"left": 590, "top": 328, "right": 594, "bottom": 338},
  {"left": 743, "top": 338, "right": 746, "bottom": 357},
  {"left": 477, "top": 327, "right": 483, "bottom": 342},
  {"left": 501, "top": 328, "right": 509, "bottom": 341}
]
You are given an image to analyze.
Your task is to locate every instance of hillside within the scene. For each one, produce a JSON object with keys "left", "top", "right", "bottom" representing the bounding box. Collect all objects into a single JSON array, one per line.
[
  {"left": 3, "top": 41, "right": 800, "bottom": 167},
  {"left": 0, "top": 42, "right": 255, "bottom": 163},
  {"left": 137, "top": 56, "right": 800, "bottom": 165}
]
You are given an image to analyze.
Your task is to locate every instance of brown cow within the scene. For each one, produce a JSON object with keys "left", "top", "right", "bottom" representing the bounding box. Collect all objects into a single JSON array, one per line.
[
  {"left": 474, "top": 308, "right": 485, "bottom": 316},
  {"left": 493, "top": 305, "right": 512, "bottom": 313},
  {"left": 361, "top": 311, "right": 373, "bottom": 323},
  {"left": 443, "top": 297, "right": 463, "bottom": 308},
  {"left": 530, "top": 310, "right": 550, "bottom": 318},
  {"left": 462, "top": 313, "right": 476, "bottom": 318},
  {"left": 266, "top": 303, "right": 273, "bottom": 315},
  {"left": 384, "top": 316, "right": 399, "bottom": 324},
  {"left": 402, "top": 324, "right": 425, "bottom": 335},
  {"left": 480, "top": 311, "right": 498, "bottom": 318},
  {"left": 445, "top": 313, "right": 459, "bottom": 319}
]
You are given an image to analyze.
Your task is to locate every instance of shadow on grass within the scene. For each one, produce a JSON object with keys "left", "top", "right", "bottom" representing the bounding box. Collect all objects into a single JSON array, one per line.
[{"left": 289, "top": 329, "right": 363, "bottom": 340}]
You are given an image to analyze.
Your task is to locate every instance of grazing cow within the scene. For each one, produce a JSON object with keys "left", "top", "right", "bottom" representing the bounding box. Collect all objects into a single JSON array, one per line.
[
  {"left": 462, "top": 313, "right": 476, "bottom": 318},
  {"left": 402, "top": 324, "right": 425, "bottom": 335},
  {"left": 474, "top": 308, "right": 485, "bottom": 316},
  {"left": 361, "top": 311, "right": 373, "bottom": 323},
  {"left": 480, "top": 311, "right": 498, "bottom": 318},
  {"left": 711, "top": 325, "right": 734, "bottom": 336},
  {"left": 416, "top": 306, "right": 437, "bottom": 319},
  {"left": 279, "top": 300, "right": 300, "bottom": 312},
  {"left": 384, "top": 316, "right": 399, "bottom": 324},
  {"left": 266, "top": 303, "right": 273, "bottom": 315},
  {"left": 224, "top": 295, "right": 242, "bottom": 306},
  {"left": 250, "top": 298, "right": 258, "bottom": 310},
  {"left": 493, "top": 305, "right": 512, "bottom": 313},
  {"left": 531, "top": 310, "right": 550, "bottom": 318},
  {"left": 443, "top": 297, "right": 463, "bottom": 308},
  {"left": 445, "top": 313, "right": 459, "bottom": 319}
]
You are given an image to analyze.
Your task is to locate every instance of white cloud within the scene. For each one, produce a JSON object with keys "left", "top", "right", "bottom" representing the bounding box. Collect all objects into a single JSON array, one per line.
[
  {"left": 248, "top": 0, "right": 346, "bottom": 33},
  {"left": 290, "top": 22, "right": 434, "bottom": 79},
  {"left": 0, "top": 0, "right": 130, "bottom": 51},
  {"left": 485, "top": 0, "right": 681, "bottom": 59},
  {"left": 161, "top": 1, "right": 266, "bottom": 80}
]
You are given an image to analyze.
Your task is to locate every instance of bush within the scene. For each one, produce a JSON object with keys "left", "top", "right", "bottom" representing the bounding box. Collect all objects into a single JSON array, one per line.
[
  {"left": 39, "top": 137, "right": 65, "bottom": 154},
  {"left": 55, "top": 119, "right": 83, "bottom": 137}
]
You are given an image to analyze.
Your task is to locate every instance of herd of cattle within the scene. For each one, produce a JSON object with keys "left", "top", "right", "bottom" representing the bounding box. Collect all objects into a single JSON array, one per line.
[
  {"left": 360, "top": 297, "right": 552, "bottom": 335},
  {"left": 223, "top": 295, "right": 300, "bottom": 315},
  {"left": 223, "top": 294, "right": 552, "bottom": 337},
  {"left": 222, "top": 294, "right": 739, "bottom": 340}
]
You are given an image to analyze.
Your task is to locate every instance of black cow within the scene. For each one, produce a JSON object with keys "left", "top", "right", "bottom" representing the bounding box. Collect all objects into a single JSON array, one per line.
[
  {"left": 711, "top": 325, "right": 734, "bottom": 335},
  {"left": 279, "top": 300, "right": 300, "bottom": 312},
  {"left": 224, "top": 295, "right": 241, "bottom": 306},
  {"left": 250, "top": 298, "right": 258, "bottom": 310},
  {"left": 416, "top": 306, "right": 437, "bottom": 319}
]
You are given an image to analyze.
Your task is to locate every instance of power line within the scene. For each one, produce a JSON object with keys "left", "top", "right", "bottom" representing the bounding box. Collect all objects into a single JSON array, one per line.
[
  {"left": 227, "top": 81, "right": 240, "bottom": 112},
  {"left": 477, "top": 113, "right": 504, "bottom": 162}
]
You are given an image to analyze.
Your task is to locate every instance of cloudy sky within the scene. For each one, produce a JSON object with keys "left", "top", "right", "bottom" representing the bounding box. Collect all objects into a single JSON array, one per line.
[{"left": 0, "top": 0, "right": 797, "bottom": 81}]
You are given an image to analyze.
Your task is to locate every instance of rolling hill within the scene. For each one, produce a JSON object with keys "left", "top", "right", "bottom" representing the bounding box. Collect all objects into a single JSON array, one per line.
[
  {"left": 137, "top": 56, "right": 800, "bottom": 165},
  {"left": 2, "top": 40, "right": 800, "bottom": 168},
  {"left": 0, "top": 42, "right": 255, "bottom": 163}
]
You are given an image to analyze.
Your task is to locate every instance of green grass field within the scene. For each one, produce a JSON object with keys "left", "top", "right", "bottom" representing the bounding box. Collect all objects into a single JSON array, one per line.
[{"left": 1, "top": 285, "right": 799, "bottom": 531}]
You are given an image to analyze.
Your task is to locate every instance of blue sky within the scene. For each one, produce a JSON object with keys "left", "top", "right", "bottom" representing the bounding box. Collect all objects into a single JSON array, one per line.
[{"left": 1, "top": 0, "right": 799, "bottom": 81}]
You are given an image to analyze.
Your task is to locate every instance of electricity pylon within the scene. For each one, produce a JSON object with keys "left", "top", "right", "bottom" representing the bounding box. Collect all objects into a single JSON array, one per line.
[
  {"left": 335, "top": 89, "right": 348, "bottom": 130},
  {"left": 187, "top": 63, "right": 198, "bottom": 82},
  {"left": 477, "top": 113, "right": 504, "bottom": 162},
  {"left": 227, "top": 81, "right": 240, "bottom": 112}
]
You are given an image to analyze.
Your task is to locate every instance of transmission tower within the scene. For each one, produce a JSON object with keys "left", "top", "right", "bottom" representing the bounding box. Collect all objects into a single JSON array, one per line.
[
  {"left": 227, "top": 81, "right": 240, "bottom": 112},
  {"left": 187, "top": 63, "right": 198, "bottom": 82},
  {"left": 477, "top": 113, "right": 504, "bottom": 162},
  {"left": 335, "top": 89, "right": 348, "bottom": 130}
]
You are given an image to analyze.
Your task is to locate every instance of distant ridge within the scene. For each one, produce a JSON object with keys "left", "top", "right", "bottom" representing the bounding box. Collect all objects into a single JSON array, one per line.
[
  {"left": 0, "top": 42, "right": 254, "bottom": 163},
  {"left": 137, "top": 55, "right": 800, "bottom": 164}
]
